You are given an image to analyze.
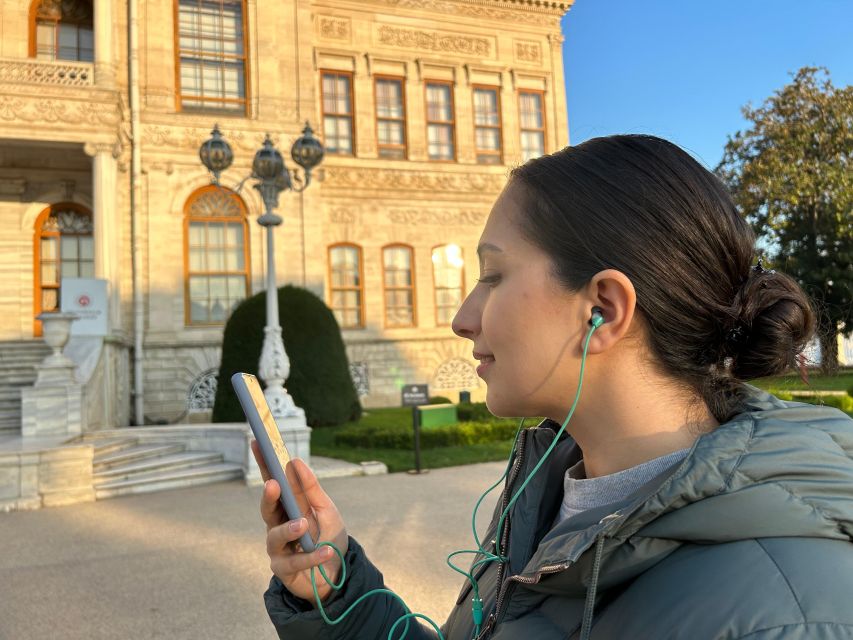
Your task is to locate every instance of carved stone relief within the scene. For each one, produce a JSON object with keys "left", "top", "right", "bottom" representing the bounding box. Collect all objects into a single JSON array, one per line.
[
  {"left": 318, "top": 16, "right": 352, "bottom": 41},
  {"left": 376, "top": 25, "right": 492, "bottom": 57},
  {"left": 323, "top": 167, "right": 506, "bottom": 193},
  {"left": 329, "top": 207, "right": 361, "bottom": 224},
  {"left": 388, "top": 208, "right": 487, "bottom": 226},
  {"left": 0, "top": 95, "right": 121, "bottom": 127},
  {"left": 515, "top": 40, "right": 542, "bottom": 64}
]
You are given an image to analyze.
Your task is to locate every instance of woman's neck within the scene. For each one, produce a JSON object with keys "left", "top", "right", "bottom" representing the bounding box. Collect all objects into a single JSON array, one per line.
[{"left": 553, "top": 357, "right": 718, "bottom": 479}]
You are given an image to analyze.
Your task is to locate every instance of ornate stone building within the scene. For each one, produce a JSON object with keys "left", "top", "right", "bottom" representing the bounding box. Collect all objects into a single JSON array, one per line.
[{"left": 0, "top": 0, "right": 572, "bottom": 430}]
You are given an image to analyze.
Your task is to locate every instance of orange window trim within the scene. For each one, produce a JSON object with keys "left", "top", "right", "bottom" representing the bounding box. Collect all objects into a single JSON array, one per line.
[
  {"left": 382, "top": 244, "right": 417, "bottom": 328},
  {"left": 327, "top": 243, "right": 365, "bottom": 329},
  {"left": 519, "top": 89, "right": 547, "bottom": 155},
  {"left": 424, "top": 80, "right": 456, "bottom": 163},
  {"left": 472, "top": 84, "right": 503, "bottom": 164},
  {"left": 173, "top": 0, "right": 251, "bottom": 117},
  {"left": 32, "top": 202, "right": 93, "bottom": 337},
  {"left": 374, "top": 75, "right": 407, "bottom": 159},
  {"left": 182, "top": 185, "right": 251, "bottom": 327},
  {"left": 320, "top": 69, "right": 356, "bottom": 156}
]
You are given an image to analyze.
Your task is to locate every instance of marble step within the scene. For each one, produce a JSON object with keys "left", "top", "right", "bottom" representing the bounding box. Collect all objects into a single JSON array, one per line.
[
  {"left": 94, "top": 463, "right": 244, "bottom": 500},
  {"left": 93, "top": 443, "right": 184, "bottom": 471},
  {"left": 94, "top": 451, "right": 224, "bottom": 481},
  {"left": 88, "top": 437, "right": 140, "bottom": 458}
]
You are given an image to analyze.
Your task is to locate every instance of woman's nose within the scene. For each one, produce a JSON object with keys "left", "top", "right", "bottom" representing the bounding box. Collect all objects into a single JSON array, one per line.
[{"left": 451, "top": 290, "right": 481, "bottom": 340}]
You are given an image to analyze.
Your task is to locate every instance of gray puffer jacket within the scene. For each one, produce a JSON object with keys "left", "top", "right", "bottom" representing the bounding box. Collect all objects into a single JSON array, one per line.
[{"left": 265, "top": 387, "right": 853, "bottom": 639}]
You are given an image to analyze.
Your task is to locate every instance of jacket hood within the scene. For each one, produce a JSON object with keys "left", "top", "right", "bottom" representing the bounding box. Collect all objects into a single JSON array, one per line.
[{"left": 521, "top": 385, "right": 853, "bottom": 594}]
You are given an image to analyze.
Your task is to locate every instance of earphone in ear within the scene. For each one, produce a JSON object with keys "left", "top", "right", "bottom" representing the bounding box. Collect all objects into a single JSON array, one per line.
[{"left": 590, "top": 306, "right": 605, "bottom": 329}]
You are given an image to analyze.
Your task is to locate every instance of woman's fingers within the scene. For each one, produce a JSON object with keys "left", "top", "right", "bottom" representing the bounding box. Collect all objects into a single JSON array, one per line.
[
  {"left": 288, "top": 458, "right": 334, "bottom": 510},
  {"left": 270, "top": 542, "right": 337, "bottom": 576},
  {"left": 250, "top": 440, "right": 272, "bottom": 482},
  {"left": 260, "top": 479, "right": 286, "bottom": 530}
]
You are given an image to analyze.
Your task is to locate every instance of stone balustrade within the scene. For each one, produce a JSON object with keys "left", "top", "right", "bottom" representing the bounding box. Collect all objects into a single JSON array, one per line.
[{"left": 0, "top": 57, "right": 94, "bottom": 87}]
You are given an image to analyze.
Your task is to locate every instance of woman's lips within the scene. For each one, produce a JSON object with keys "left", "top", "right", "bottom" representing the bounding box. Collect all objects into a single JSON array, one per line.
[{"left": 476, "top": 355, "right": 495, "bottom": 377}]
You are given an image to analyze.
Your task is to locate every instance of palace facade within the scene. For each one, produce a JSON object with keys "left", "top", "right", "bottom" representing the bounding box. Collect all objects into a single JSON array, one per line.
[{"left": 0, "top": 0, "right": 571, "bottom": 431}]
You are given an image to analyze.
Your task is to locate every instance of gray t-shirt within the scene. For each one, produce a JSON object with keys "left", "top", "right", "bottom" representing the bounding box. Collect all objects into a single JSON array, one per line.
[{"left": 554, "top": 448, "right": 690, "bottom": 525}]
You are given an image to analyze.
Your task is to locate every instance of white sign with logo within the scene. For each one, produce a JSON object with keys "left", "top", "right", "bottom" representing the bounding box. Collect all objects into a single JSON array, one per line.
[{"left": 61, "top": 278, "right": 108, "bottom": 336}]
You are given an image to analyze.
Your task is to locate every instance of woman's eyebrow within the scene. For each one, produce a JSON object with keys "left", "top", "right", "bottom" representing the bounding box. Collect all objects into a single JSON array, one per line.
[{"left": 476, "top": 243, "right": 503, "bottom": 259}]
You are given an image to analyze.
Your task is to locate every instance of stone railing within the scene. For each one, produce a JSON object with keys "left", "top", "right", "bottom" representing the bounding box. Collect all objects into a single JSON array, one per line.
[{"left": 0, "top": 57, "right": 93, "bottom": 87}]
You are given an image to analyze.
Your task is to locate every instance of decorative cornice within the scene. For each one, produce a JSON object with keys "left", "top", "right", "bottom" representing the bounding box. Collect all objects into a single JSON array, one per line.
[{"left": 380, "top": 0, "right": 571, "bottom": 26}]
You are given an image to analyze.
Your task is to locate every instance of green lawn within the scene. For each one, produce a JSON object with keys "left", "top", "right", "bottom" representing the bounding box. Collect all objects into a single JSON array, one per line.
[{"left": 751, "top": 369, "right": 853, "bottom": 392}]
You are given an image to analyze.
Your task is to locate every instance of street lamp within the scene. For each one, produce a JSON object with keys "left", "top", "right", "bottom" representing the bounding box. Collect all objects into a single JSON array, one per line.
[{"left": 199, "top": 123, "right": 324, "bottom": 423}]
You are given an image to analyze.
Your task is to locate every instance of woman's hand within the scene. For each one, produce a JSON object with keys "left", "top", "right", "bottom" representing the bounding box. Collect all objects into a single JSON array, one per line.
[{"left": 251, "top": 440, "right": 349, "bottom": 603}]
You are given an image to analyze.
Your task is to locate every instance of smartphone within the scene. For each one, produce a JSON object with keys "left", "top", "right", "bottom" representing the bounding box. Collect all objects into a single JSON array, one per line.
[{"left": 231, "top": 372, "right": 318, "bottom": 552}]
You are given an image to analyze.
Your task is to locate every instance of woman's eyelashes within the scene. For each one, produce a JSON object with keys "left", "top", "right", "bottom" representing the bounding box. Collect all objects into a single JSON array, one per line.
[{"left": 476, "top": 274, "right": 501, "bottom": 287}]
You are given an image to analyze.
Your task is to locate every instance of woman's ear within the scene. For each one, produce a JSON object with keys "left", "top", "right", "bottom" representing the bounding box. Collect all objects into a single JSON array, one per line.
[{"left": 584, "top": 269, "right": 637, "bottom": 353}]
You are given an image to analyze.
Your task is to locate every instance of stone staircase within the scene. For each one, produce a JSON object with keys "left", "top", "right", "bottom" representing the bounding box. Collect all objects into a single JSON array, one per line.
[
  {"left": 74, "top": 434, "right": 244, "bottom": 499},
  {"left": 0, "top": 340, "right": 51, "bottom": 435}
]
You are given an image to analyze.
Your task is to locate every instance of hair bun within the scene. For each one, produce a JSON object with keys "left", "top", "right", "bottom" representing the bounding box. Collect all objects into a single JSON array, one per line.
[{"left": 729, "top": 268, "right": 816, "bottom": 380}]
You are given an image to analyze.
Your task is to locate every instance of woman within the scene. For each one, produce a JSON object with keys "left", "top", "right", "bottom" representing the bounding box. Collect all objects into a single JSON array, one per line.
[{"left": 253, "top": 135, "right": 853, "bottom": 639}]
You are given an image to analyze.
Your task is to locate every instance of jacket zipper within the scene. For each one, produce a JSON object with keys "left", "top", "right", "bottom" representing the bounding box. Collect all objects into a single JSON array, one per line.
[{"left": 485, "top": 429, "right": 529, "bottom": 637}]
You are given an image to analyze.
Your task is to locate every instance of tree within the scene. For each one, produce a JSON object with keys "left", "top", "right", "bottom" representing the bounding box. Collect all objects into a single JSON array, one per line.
[{"left": 717, "top": 67, "right": 853, "bottom": 373}]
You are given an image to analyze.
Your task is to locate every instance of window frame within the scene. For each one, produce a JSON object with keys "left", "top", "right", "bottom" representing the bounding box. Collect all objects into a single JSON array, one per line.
[
  {"left": 431, "top": 244, "right": 466, "bottom": 328},
  {"left": 518, "top": 89, "right": 547, "bottom": 161},
  {"left": 328, "top": 243, "right": 366, "bottom": 330},
  {"left": 32, "top": 202, "right": 93, "bottom": 337},
  {"left": 373, "top": 74, "right": 407, "bottom": 160},
  {"left": 382, "top": 243, "right": 417, "bottom": 329},
  {"left": 183, "top": 185, "right": 251, "bottom": 327},
  {"left": 29, "top": 0, "right": 94, "bottom": 61},
  {"left": 173, "top": 0, "right": 251, "bottom": 116},
  {"left": 472, "top": 84, "right": 503, "bottom": 165},
  {"left": 424, "top": 80, "right": 456, "bottom": 163},
  {"left": 320, "top": 69, "right": 356, "bottom": 156}
]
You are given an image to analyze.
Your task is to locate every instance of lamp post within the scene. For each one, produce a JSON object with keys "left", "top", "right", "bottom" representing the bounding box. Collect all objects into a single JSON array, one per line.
[{"left": 199, "top": 123, "right": 324, "bottom": 429}]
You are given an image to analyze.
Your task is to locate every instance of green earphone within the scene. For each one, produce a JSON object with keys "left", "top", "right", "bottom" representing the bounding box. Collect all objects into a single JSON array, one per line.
[{"left": 309, "top": 307, "right": 606, "bottom": 640}]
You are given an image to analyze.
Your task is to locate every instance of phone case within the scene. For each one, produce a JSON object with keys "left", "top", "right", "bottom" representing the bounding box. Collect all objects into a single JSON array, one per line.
[{"left": 231, "top": 372, "right": 316, "bottom": 552}]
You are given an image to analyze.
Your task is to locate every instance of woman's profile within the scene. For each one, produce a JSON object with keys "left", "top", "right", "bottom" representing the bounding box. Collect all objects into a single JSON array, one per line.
[{"left": 251, "top": 135, "right": 853, "bottom": 639}]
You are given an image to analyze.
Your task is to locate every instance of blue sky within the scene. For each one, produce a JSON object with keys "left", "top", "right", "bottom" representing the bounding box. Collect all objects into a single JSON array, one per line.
[{"left": 560, "top": 0, "right": 853, "bottom": 170}]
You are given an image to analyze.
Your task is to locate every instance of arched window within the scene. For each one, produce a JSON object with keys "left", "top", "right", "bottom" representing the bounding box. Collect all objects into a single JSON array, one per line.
[
  {"left": 184, "top": 185, "right": 250, "bottom": 325},
  {"left": 33, "top": 203, "right": 93, "bottom": 333},
  {"left": 30, "top": 0, "right": 94, "bottom": 62},
  {"left": 328, "top": 244, "right": 364, "bottom": 329},
  {"left": 382, "top": 244, "right": 416, "bottom": 328},
  {"left": 432, "top": 244, "right": 465, "bottom": 326}
]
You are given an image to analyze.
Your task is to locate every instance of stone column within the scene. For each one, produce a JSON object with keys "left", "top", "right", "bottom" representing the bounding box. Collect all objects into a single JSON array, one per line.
[
  {"left": 93, "top": 0, "right": 117, "bottom": 87},
  {"left": 84, "top": 142, "right": 121, "bottom": 332}
]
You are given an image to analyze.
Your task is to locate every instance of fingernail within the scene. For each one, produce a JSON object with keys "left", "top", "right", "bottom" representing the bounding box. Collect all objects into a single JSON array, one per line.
[
  {"left": 288, "top": 519, "right": 304, "bottom": 532},
  {"left": 319, "top": 547, "right": 332, "bottom": 559}
]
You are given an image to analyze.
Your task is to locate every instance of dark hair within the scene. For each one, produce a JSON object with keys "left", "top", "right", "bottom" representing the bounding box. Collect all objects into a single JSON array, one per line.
[{"left": 510, "top": 135, "right": 816, "bottom": 423}]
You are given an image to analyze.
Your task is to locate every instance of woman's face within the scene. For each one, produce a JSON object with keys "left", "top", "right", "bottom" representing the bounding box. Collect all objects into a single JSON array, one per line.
[{"left": 452, "top": 182, "right": 588, "bottom": 420}]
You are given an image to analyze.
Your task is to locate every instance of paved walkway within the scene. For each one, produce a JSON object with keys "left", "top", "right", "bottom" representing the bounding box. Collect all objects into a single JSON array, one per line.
[{"left": 0, "top": 461, "right": 505, "bottom": 639}]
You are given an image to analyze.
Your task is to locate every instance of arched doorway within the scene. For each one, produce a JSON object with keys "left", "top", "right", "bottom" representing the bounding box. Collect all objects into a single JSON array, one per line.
[{"left": 33, "top": 202, "right": 93, "bottom": 336}]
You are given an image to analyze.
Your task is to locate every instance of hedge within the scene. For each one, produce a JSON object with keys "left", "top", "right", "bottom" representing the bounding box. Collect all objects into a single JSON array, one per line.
[
  {"left": 211, "top": 285, "right": 361, "bottom": 427},
  {"left": 333, "top": 419, "right": 521, "bottom": 450}
]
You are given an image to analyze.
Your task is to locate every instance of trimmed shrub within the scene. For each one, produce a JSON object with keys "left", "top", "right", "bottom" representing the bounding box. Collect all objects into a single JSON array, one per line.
[
  {"left": 428, "top": 396, "right": 454, "bottom": 405},
  {"left": 212, "top": 285, "right": 362, "bottom": 427},
  {"left": 333, "top": 419, "right": 520, "bottom": 450},
  {"left": 457, "top": 402, "right": 495, "bottom": 422}
]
